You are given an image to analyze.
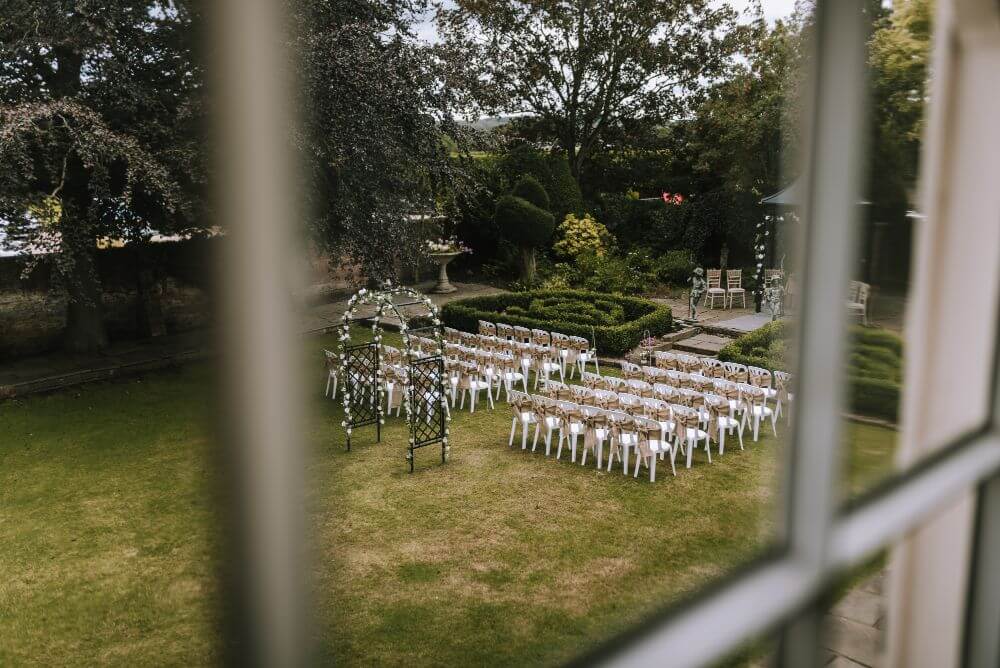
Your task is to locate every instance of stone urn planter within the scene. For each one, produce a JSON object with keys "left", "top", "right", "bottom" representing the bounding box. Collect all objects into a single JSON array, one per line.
[{"left": 428, "top": 252, "right": 461, "bottom": 294}]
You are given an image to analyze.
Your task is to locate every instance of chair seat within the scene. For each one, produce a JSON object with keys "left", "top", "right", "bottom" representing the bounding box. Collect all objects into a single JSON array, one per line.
[
  {"left": 750, "top": 405, "right": 774, "bottom": 417},
  {"left": 728, "top": 287, "right": 745, "bottom": 293},
  {"left": 707, "top": 287, "right": 726, "bottom": 294},
  {"left": 685, "top": 427, "right": 708, "bottom": 440}
]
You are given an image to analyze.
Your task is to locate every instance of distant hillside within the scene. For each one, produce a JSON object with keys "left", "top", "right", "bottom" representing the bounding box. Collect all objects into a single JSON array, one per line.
[{"left": 461, "top": 116, "right": 515, "bottom": 131}]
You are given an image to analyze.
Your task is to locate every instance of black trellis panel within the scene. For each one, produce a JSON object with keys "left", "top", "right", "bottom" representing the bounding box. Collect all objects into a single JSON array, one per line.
[
  {"left": 407, "top": 354, "right": 447, "bottom": 472},
  {"left": 343, "top": 341, "right": 381, "bottom": 450}
]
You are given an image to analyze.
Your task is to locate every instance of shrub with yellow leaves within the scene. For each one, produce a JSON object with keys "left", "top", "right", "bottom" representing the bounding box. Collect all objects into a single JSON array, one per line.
[{"left": 552, "top": 213, "right": 614, "bottom": 260}]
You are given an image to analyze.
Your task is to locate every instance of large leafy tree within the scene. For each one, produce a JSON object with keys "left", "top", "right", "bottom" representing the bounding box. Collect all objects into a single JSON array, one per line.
[
  {"left": 0, "top": 1, "right": 205, "bottom": 352},
  {"left": 435, "top": 0, "right": 756, "bottom": 180},
  {"left": 295, "top": 0, "right": 471, "bottom": 282},
  {"left": 670, "top": 17, "right": 802, "bottom": 198},
  {"left": 867, "top": 0, "right": 931, "bottom": 212}
]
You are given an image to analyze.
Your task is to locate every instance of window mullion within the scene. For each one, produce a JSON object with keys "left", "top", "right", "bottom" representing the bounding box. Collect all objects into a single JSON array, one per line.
[{"left": 777, "top": 0, "right": 870, "bottom": 663}]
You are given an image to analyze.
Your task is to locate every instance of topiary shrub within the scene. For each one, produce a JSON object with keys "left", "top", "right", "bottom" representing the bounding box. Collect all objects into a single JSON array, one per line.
[
  {"left": 511, "top": 175, "right": 550, "bottom": 210},
  {"left": 494, "top": 177, "right": 556, "bottom": 284},
  {"left": 498, "top": 144, "right": 583, "bottom": 221},
  {"left": 718, "top": 321, "right": 904, "bottom": 422},
  {"left": 442, "top": 289, "right": 672, "bottom": 356}
]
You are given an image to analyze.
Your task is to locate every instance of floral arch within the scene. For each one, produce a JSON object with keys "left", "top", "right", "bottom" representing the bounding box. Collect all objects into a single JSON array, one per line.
[{"left": 337, "top": 283, "right": 450, "bottom": 471}]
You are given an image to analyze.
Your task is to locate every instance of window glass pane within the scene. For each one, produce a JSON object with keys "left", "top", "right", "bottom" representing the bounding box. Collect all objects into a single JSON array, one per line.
[{"left": 834, "top": 0, "right": 928, "bottom": 501}]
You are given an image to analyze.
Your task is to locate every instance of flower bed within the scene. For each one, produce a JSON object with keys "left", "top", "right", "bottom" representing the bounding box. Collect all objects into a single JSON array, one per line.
[
  {"left": 718, "top": 321, "right": 903, "bottom": 422},
  {"left": 441, "top": 289, "right": 672, "bottom": 356}
]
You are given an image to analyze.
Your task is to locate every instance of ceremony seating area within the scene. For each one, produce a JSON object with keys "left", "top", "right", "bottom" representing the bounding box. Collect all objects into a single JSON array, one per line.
[{"left": 326, "top": 320, "right": 794, "bottom": 484}]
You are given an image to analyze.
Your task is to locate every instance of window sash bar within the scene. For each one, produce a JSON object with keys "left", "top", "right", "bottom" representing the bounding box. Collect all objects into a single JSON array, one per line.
[
  {"left": 583, "top": 428, "right": 1000, "bottom": 668},
  {"left": 776, "top": 0, "right": 870, "bottom": 662},
  {"left": 214, "top": 0, "right": 307, "bottom": 665},
  {"left": 962, "top": 473, "right": 1000, "bottom": 667}
]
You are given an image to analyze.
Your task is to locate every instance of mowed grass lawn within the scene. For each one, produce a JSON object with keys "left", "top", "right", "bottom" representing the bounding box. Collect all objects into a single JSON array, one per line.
[{"left": 0, "top": 328, "right": 897, "bottom": 666}]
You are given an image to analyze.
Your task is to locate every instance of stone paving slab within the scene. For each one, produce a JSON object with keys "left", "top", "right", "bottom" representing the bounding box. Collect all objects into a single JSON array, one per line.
[
  {"left": 673, "top": 333, "right": 733, "bottom": 356},
  {"left": 831, "top": 588, "right": 883, "bottom": 627},
  {"left": 824, "top": 615, "right": 883, "bottom": 668}
]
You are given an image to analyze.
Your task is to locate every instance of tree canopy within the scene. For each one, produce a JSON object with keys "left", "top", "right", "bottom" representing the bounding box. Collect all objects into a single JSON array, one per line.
[
  {"left": 0, "top": 1, "right": 206, "bottom": 351},
  {"left": 436, "top": 0, "right": 757, "bottom": 179}
]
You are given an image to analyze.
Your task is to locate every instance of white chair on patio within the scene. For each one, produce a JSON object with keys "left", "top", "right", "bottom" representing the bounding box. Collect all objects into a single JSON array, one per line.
[
  {"left": 847, "top": 280, "right": 871, "bottom": 325},
  {"left": 726, "top": 269, "right": 746, "bottom": 309},
  {"left": 706, "top": 269, "right": 727, "bottom": 309}
]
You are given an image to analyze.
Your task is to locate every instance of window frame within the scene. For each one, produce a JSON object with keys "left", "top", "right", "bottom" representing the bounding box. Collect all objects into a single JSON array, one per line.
[{"left": 212, "top": 0, "right": 1000, "bottom": 665}]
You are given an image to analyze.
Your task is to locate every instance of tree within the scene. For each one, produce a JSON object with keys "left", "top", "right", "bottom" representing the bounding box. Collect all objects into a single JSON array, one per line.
[
  {"left": 668, "top": 17, "right": 802, "bottom": 198},
  {"left": 867, "top": 0, "right": 931, "bottom": 212},
  {"left": 0, "top": 2, "right": 205, "bottom": 352},
  {"left": 494, "top": 176, "right": 554, "bottom": 282},
  {"left": 294, "top": 0, "right": 472, "bottom": 282},
  {"left": 436, "top": 0, "right": 755, "bottom": 180}
]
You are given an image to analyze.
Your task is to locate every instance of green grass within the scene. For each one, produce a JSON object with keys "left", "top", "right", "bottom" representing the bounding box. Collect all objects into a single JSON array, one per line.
[{"left": 0, "top": 328, "right": 897, "bottom": 666}]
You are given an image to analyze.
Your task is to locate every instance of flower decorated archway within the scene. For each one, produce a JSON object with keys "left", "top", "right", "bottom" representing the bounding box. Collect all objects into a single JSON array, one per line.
[{"left": 338, "top": 283, "right": 451, "bottom": 471}]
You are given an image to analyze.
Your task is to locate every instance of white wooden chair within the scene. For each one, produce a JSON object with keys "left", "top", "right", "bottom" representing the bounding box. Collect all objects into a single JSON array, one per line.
[
  {"left": 739, "top": 384, "right": 777, "bottom": 441},
  {"left": 726, "top": 269, "right": 746, "bottom": 309},
  {"left": 633, "top": 416, "right": 674, "bottom": 482},
  {"left": 507, "top": 391, "right": 539, "bottom": 450},
  {"left": 555, "top": 401, "right": 587, "bottom": 463},
  {"left": 673, "top": 404, "right": 711, "bottom": 468},
  {"left": 323, "top": 349, "right": 339, "bottom": 398},
  {"left": 458, "top": 361, "right": 494, "bottom": 413},
  {"left": 847, "top": 280, "right": 870, "bottom": 325},
  {"left": 606, "top": 411, "right": 640, "bottom": 475},
  {"left": 706, "top": 269, "right": 727, "bottom": 309}
]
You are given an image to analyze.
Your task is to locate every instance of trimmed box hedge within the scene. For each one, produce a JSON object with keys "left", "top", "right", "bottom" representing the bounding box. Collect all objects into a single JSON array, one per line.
[
  {"left": 441, "top": 289, "right": 672, "bottom": 357},
  {"left": 718, "top": 321, "right": 903, "bottom": 422}
]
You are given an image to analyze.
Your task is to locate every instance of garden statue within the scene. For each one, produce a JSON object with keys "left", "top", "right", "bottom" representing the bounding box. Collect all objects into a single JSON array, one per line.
[
  {"left": 688, "top": 267, "right": 706, "bottom": 320},
  {"left": 764, "top": 275, "right": 785, "bottom": 321}
]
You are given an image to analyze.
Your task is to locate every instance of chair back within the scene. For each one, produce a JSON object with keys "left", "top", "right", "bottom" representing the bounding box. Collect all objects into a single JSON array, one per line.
[
  {"left": 620, "top": 360, "right": 643, "bottom": 380},
  {"left": 855, "top": 281, "right": 871, "bottom": 307},
  {"left": 531, "top": 328, "right": 551, "bottom": 347},
  {"left": 570, "top": 385, "right": 595, "bottom": 404},
  {"left": 594, "top": 390, "right": 620, "bottom": 410},
  {"left": 765, "top": 269, "right": 784, "bottom": 283},
  {"left": 707, "top": 269, "right": 723, "bottom": 289},
  {"left": 444, "top": 327, "right": 462, "bottom": 344},
  {"left": 725, "top": 269, "right": 742, "bottom": 289},
  {"left": 722, "top": 361, "right": 749, "bottom": 384},
  {"left": 496, "top": 322, "right": 514, "bottom": 340},
  {"left": 580, "top": 371, "right": 602, "bottom": 390},
  {"left": 653, "top": 383, "right": 679, "bottom": 403},
  {"left": 653, "top": 350, "right": 677, "bottom": 370},
  {"left": 512, "top": 325, "right": 532, "bottom": 343},
  {"left": 478, "top": 320, "right": 496, "bottom": 337},
  {"left": 748, "top": 366, "right": 773, "bottom": 388},
  {"left": 627, "top": 378, "right": 653, "bottom": 398},
  {"left": 603, "top": 376, "right": 628, "bottom": 392},
  {"left": 617, "top": 392, "right": 643, "bottom": 411}
]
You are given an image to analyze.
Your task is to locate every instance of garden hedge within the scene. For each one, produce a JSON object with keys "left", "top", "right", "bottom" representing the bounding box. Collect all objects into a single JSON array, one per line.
[
  {"left": 441, "top": 289, "right": 672, "bottom": 356},
  {"left": 718, "top": 321, "right": 903, "bottom": 422}
]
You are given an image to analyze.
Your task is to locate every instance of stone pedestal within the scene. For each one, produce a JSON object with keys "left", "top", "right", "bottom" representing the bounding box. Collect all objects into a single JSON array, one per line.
[{"left": 429, "top": 252, "right": 460, "bottom": 294}]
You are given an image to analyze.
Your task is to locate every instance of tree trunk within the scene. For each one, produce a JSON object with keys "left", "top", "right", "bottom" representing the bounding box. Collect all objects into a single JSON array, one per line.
[
  {"left": 61, "top": 227, "right": 109, "bottom": 353},
  {"left": 520, "top": 246, "right": 536, "bottom": 285}
]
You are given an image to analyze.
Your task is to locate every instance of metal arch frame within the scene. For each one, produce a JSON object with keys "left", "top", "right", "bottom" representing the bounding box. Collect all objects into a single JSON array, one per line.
[{"left": 338, "top": 286, "right": 450, "bottom": 470}]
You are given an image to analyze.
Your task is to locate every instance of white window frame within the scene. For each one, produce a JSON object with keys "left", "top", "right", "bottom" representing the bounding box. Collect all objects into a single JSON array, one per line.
[{"left": 212, "top": 0, "right": 1000, "bottom": 666}]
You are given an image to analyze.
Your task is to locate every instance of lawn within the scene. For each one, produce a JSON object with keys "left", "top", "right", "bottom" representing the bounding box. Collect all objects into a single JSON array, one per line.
[{"left": 0, "top": 328, "right": 897, "bottom": 666}]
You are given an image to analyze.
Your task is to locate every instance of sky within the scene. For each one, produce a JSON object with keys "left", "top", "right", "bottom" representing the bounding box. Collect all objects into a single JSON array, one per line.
[{"left": 414, "top": 0, "right": 801, "bottom": 43}]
